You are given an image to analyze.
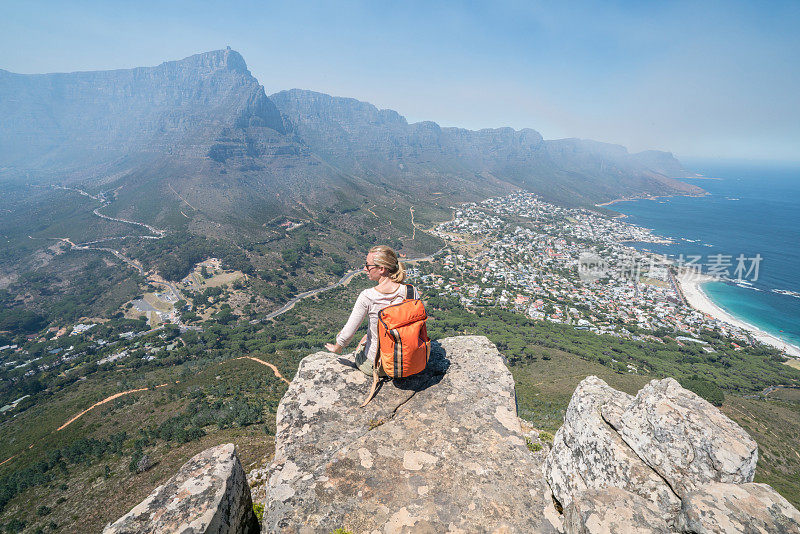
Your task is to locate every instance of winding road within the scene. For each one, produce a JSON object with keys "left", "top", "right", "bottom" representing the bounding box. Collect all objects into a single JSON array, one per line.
[
  {"left": 251, "top": 269, "right": 363, "bottom": 324},
  {"left": 250, "top": 248, "right": 443, "bottom": 325},
  {"left": 44, "top": 186, "right": 166, "bottom": 275}
]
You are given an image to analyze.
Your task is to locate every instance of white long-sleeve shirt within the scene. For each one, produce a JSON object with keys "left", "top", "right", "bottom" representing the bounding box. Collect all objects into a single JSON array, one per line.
[{"left": 336, "top": 284, "right": 421, "bottom": 364}]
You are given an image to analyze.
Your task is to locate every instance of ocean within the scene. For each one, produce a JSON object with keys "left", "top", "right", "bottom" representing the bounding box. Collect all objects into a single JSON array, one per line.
[{"left": 610, "top": 160, "right": 800, "bottom": 351}]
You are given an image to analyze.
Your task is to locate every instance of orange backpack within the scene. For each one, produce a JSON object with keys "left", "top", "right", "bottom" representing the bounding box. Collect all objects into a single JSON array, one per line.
[{"left": 361, "top": 284, "right": 430, "bottom": 407}]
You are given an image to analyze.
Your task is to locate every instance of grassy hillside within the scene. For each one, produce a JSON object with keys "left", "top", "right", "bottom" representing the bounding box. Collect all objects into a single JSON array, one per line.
[{"left": 1, "top": 266, "right": 798, "bottom": 532}]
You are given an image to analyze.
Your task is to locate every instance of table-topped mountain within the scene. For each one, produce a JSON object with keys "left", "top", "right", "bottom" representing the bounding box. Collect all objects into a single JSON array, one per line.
[
  {"left": 0, "top": 48, "right": 284, "bottom": 167},
  {"left": 1, "top": 48, "right": 702, "bottom": 232},
  {"left": 0, "top": 48, "right": 374, "bottom": 228}
]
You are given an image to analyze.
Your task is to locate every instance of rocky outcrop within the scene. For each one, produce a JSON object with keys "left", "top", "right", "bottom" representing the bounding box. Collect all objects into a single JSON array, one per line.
[
  {"left": 563, "top": 487, "right": 671, "bottom": 534},
  {"left": 104, "top": 443, "right": 258, "bottom": 534},
  {"left": 106, "top": 338, "right": 799, "bottom": 533},
  {"left": 250, "top": 336, "right": 561, "bottom": 533},
  {"left": 543, "top": 377, "right": 681, "bottom": 523},
  {"left": 677, "top": 482, "right": 800, "bottom": 534},
  {"left": 608, "top": 377, "right": 758, "bottom": 497},
  {"left": 545, "top": 376, "right": 799, "bottom": 532}
]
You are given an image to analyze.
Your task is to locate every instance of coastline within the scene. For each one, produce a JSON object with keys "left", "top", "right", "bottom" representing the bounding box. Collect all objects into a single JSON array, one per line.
[
  {"left": 595, "top": 191, "right": 709, "bottom": 208},
  {"left": 676, "top": 272, "right": 800, "bottom": 358}
]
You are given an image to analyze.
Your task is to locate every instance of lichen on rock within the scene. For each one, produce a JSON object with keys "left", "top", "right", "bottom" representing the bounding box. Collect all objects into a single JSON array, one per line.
[
  {"left": 252, "top": 335, "right": 561, "bottom": 533},
  {"left": 677, "top": 482, "right": 800, "bottom": 533},
  {"left": 104, "top": 443, "right": 258, "bottom": 534},
  {"left": 611, "top": 377, "right": 758, "bottom": 497},
  {"left": 543, "top": 376, "right": 681, "bottom": 524},
  {"left": 544, "top": 375, "right": 800, "bottom": 532}
]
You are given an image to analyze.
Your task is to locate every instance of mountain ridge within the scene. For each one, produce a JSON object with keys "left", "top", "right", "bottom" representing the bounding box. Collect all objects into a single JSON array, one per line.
[
  {"left": 1, "top": 49, "right": 701, "bottom": 210},
  {"left": 271, "top": 87, "right": 701, "bottom": 206},
  {"left": 0, "top": 49, "right": 703, "bottom": 278}
]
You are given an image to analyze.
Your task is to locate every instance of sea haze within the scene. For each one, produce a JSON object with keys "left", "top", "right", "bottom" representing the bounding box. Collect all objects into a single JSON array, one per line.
[{"left": 611, "top": 161, "right": 800, "bottom": 351}]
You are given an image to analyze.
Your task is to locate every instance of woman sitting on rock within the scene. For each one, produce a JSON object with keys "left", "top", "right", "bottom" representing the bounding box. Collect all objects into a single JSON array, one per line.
[{"left": 325, "top": 245, "right": 420, "bottom": 376}]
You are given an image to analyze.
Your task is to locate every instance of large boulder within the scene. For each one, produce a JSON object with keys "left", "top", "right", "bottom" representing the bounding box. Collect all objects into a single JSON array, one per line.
[
  {"left": 543, "top": 376, "right": 681, "bottom": 522},
  {"left": 609, "top": 378, "right": 758, "bottom": 497},
  {"left": 545, "top": 376, "right": 785, "bottom": 534},
  {"left": 677, "top": 482, "right": 800, "bottom": 533},
  {"left": 251, "top": 336, "right": 561, "bottom": 533},
  {"left": 104, "top": 443, "right": 258, "bottom": 534},
  {"left": 563, "top": 487, "right": 671, "bottom": 534}
]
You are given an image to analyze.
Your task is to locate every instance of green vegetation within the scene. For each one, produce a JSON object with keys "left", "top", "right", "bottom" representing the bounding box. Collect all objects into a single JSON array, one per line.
[
  {"left": 525, "top": 438, "right": 543, "bottom": 452},
  {"left": 0, "top": 433, "right": 128, "bottom": 514},
  {"left": 1, "top": 212, "right": 799, "bottom": 531},
  {"left": 0, "top": 308, "right": 47, "bottom": 335},
  {"left": 681, "top": 377, "right": 725, "bottom": 406},
  {"left": 424, "top": 294, "right": 800, "bottom": 397},
  {"left": 128, "top": 233, "right": 253, "bottom": 281}
]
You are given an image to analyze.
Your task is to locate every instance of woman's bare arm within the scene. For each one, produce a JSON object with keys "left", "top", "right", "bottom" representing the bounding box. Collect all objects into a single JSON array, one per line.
[{"left": 326, "top": 291, "right": 369, "bottom": 353}]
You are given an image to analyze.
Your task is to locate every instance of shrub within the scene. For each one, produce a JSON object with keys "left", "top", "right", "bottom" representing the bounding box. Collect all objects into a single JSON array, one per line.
[
  {"left": 682, "top": 377, "right": 725, "bottom": 406},
  {"left": 253, "top": 502, "right": 265, "bottom": 522},
  {"left": 525, "top": 437, "right": 543, "bottom": 452}
]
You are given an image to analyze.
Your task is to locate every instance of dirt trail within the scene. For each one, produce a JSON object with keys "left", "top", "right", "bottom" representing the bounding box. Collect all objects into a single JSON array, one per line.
[
  {"left": 235, "top": 356, "right": 291, "bottom": 385},
  {"left": 1, "top": 357, "right": 290, "bottom": 469},
  {"left": 55, "top": 356, "right": 289, "bottom": 433},
  {"left": 56, "top": 383, "right": 172, "bottom": 431},
  {"left": 169, "top": 183, "right": 198, "bottom": 211},
  {"left": 2, "top": 383, "right": 172, "bottom": 467}
]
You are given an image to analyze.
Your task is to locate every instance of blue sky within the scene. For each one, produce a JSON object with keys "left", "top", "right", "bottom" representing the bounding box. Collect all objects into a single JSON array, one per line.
[{"left": 2, "top": 0, "right": 799, "bottom": 162}]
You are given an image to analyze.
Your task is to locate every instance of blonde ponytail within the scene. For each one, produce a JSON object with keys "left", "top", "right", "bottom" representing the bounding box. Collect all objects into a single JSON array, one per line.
[
  {"left": 369, "top": 245, "right": 407, "bottom": 283},
  {"left": 390, "top": 261, "right": 407, "bottom": 283}
]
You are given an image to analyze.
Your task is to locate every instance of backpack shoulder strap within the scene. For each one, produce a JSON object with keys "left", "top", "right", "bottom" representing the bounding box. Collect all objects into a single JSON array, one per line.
[
  {"left": 360, "top": 363, "right": 382, "bottom": 407},
  {"left": 405, "top": 284, "right": 414, "bottom": 300}
]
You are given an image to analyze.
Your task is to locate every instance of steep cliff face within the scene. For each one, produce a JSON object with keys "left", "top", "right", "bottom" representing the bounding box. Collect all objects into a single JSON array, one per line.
[
  {"left": 271, "top": 89, "right": 703, "bottom": 206},
  {"left": 108, "top": 337, "right": 800, "bottom": 533},
  {"left": 0, "top": 50, "right": 372, "bottom": 227},
  {"left": 0, "top": 49, "right": 285, "bottom": 169}
]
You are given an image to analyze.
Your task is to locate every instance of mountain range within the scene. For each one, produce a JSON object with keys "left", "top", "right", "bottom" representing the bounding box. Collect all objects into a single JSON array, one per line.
[{"left": 0, "top": 48, "right": 703, "bottom": 238}]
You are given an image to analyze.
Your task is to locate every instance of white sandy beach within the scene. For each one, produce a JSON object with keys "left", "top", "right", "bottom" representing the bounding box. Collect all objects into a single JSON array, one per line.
[{"left": 677, "top": 272, "right": 800, "bottom": 358}]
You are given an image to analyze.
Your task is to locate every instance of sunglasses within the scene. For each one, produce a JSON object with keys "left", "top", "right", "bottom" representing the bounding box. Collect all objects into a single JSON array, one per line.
[{"left": 364, "top": 263, "right": 379, "bottom": 270}]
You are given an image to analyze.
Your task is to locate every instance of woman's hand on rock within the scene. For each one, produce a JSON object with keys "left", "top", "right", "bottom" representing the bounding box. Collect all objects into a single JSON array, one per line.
[{"left": 325, "top": 343, "right": 341, "bottom": 354}]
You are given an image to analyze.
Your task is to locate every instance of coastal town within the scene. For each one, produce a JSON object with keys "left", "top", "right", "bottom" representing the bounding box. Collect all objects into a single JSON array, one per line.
[
  {"left": 411, "top": 192, "right": 800, "bottom": 358},
  {"left": 3, "top": 194, "right": 798, "bottom": 405}
]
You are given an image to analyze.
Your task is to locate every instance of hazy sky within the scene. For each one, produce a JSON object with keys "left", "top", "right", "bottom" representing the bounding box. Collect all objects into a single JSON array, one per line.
[{"left": 2, "top": 0, "right": 799, "bottom": 162}]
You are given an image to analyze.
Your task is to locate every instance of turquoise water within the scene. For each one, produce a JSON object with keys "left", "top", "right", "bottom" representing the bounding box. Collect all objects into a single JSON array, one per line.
[{"left": 611, "top": 160, "right": 800, "bottom": 351}]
